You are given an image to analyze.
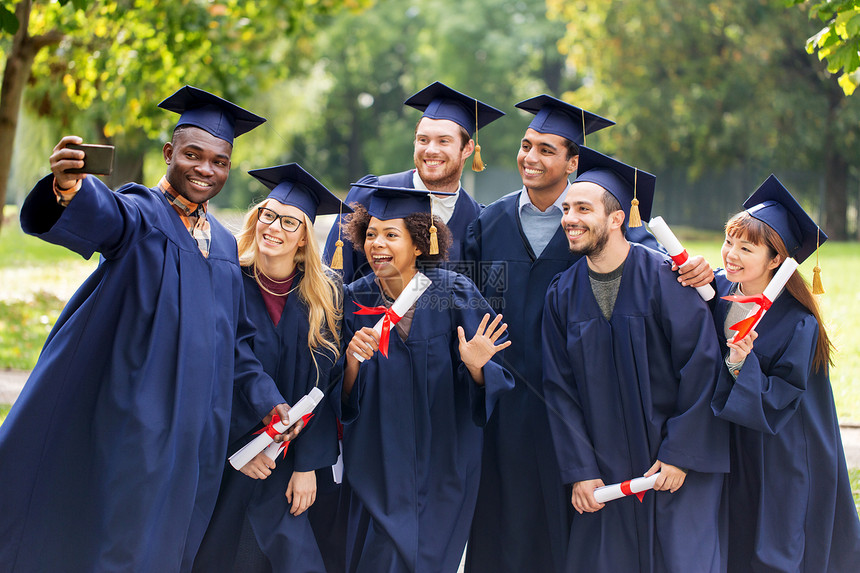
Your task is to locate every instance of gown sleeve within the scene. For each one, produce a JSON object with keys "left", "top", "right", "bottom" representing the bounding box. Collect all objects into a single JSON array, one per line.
[
  {"left": 20, "top": 174, "right": 149, "bottom": 260},
  {"left": 654, "top": 266, "right": 727, "bottom": 473},
  {"left": 230, "top": 284, "right": 287, "bottom": 420},
  {"left": 711, "top": 315, "right": 817, "bottom": 435},
  {"left": 540, "top": 275, "right": 603, "bottom": 485},
  {"left": 450, "top": 274, "right": 514, "bottom": 426}
]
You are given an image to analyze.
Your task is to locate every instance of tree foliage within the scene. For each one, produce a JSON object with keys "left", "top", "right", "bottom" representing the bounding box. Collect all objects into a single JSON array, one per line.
[
  {"left": 548, "top": 0, "right": 860, "bottom": 238},
  {"left": 789, "top": 0, "right": 860, "bottom": 95}
]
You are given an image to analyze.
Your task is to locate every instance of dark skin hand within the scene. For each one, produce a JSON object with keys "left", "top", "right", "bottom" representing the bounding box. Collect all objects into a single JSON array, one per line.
[{"left": 50, "top": 135, "right": 86, "bottom": 190}]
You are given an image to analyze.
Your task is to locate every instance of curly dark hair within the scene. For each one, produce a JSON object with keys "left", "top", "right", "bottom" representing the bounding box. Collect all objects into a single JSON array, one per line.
[{"left": 344, "top": 203, "right": 452, "bottom": 267}]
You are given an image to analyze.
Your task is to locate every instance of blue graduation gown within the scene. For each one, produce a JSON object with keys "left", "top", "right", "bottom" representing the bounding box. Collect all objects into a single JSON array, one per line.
[
  {"left": 541, "top": 243, "right": 729, "bottom": 573},
  {"left": 0, "top": 175, "right": 285, "bottom": 573},
  {"left": 333, "top": 267, "right": 514, "bottom": 573},
  {"left": 710, "top": 271, "right": 860, "bottom": 572},
  {"left": 192, "top": 270, "right": 339, "bottom": 573},
  {"left": 462, "top": 191, "right": 662, "bottom": 573},
  {"left": 322, "top": 170, "right": 482, "bottom": 283}
]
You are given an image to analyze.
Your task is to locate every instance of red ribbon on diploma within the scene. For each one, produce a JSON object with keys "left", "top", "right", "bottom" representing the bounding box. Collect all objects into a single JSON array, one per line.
[
  {"left": 619, "top": 480, "right": 647, "bottom": 502},
  {"left": 721, "top": 293, "right": 773, "bottom": 340},
  {"left": 255, "top": 413, "right": 315, "bottom": 458},
  {"left": 670, "top": 249, "right": 689, "bottom": 267},
  {"left": 353, "top": 302, "right": 403, "bottom": 357}
]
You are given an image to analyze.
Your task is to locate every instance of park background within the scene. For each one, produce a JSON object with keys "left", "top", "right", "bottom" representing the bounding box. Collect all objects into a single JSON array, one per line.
[{"left": 1, "top": 0, "right": 859, "bottom": 510}]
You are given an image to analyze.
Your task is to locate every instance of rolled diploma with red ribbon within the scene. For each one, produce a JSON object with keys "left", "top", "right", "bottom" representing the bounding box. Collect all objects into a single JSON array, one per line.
[
  {"left": 726, "top": 257, "right": 798, "bottom": 343},
  {"left": 262, "top": 413, "right": 315, "bottom": 460},
  {"left": 354, "top": 271, "right": 432, "bottom": 362},
  {"left": 593, "top": 472, "right": 661, "bottom": 504},
  {"left": 648, "top": 216, "right": 715, "bottom": 301},
  {"left": 229, "top": 388, "right": 324, "bottom": 470}
]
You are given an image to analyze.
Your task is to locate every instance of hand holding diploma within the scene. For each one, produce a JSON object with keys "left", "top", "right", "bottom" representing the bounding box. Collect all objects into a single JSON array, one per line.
[
  {"left": 229, "top": 389, "right": 324, "bottom": 471},
  {"left": 239, "top": 452, "right": 277, "bottom": 480},
  {"left": 351, "top": 271, "right": 432, "bottom": 362},
  {"left": 648, "top": 216, "right": 716, "bottom": 300},
  {"left": 723, "top": 257, "right": 799, "bottom": 342},
  {"left": 645, "top": 460, "right": 686, "bottom": 492},
  {"left": 572, "top": 478, "right": 607, "bottom": 514},
  {"left": 593, "top": 472, "right": 661, "bottom": 504}
]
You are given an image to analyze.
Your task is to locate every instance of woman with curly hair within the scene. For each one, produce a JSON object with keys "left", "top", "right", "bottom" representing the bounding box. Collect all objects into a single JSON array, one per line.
[
  {"left": 193, "top": 164, "right": 348, "bottom": 573},
  {"left": 333, "top": 185, "right": 514, "bottom": 573},
  {"left": 709, "top": 175, "right": 860, "bottom": 572}
]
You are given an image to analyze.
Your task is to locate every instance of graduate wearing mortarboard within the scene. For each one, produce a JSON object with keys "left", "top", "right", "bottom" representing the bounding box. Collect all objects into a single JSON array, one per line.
[
  {"left": 708, "top": 175, "right": 860, "bottom": 571},
  {"left": 322, "top": 81, "right": 504, "bottom": 284},
  {"left": 463, "top": 96, "right": 713, "bottom": 573},
  {"left": 192, "top": 165, "right": 349, "bottom": 573},
  {"left": 331, "top": 185, "right": 514, "bottom": 572},
  {"left": 540, "top": 148, "right": 729, "bottom": 572},
  {"left": 0, "top": 87, "right": 298, "bottom": 572}
]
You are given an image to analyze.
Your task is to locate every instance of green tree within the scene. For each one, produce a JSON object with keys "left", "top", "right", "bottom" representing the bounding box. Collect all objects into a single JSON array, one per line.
[
  {"left": 286, "top": 0, "right": 580, "bottom": 189},
  {"left": 789, "top": 0, "right": 860, "bottom": 96},
  {"left": 1, "top": 0, "right": 368, "bottom": 232},
  {"left": 549, "top": 0, "right": 860, "bottom": 239}
]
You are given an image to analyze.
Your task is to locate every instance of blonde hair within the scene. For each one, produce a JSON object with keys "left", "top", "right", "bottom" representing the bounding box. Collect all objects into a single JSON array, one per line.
[
  {"left": 237, "top": 199, "right": 343, "bottom": 383},
  {"left": 725, "top": 211, "right": 833, "bottom": 372}
]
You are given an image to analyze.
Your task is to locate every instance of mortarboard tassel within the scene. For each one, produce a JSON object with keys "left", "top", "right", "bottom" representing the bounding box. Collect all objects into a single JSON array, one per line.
[
  {"left": 331, "top": 204, "right": 344, "bottom": 270},
  {"left": 429, "top": 192, "right": 440, "bottom": 255},
  {"left": 812, "top": 227, "right": 825, "bottom": 295},
  {"left": 471, "top": 99, "right": 486, "bottom": 172},
  {"left": 628, "top": 168, "right": 642, "bottom": 227}
]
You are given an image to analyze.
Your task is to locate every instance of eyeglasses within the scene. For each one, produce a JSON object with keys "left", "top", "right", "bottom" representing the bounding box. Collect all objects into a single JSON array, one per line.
[{"left": 257, "top": 207, "right": 303, "bottom": 233}]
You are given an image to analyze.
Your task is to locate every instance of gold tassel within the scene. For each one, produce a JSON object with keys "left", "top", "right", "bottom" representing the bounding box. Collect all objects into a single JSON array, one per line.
[
  {"left": 628, "top": 168, "right": 642, "bottom": 227},
  {"left": 471, "top": 99, "right": 485, "bottom": 172},
  {"left": 330, "top": 203, "right": 344, "bottom": 270},
  {"left": 429, "top": 224, "right": 439, "bottom": 255},
  {"left": 812, "top": 227, "right": 824, "bottom": 294},
  {"left": 472, "top": 143, "right": 485, "bottom": 172},
  {"left": 812, "top": 265, "right": 824, "bottom": 295},
  {"left": 331, "top": 239, "right": 344, "bottom": 270}
]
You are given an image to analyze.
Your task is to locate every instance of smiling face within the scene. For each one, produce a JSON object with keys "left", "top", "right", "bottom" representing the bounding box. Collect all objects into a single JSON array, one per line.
[
  {"left": 721, "top": 232, "right": 781, "bottom": 294},
  {"left": 518, "top": 128, "right": 578, "bottom": 198},
  {"left": 255, "top": 199, "right": 307, "bottom": 263},
  {"left": 163, "top": 127, "right": 232, "bottom": 204},
  {"left": 363, "top": 217, "right": 421, "bottom": 281},
  {"left": 413, "top": 117, "right": 474, "bottom": 190},
  {"left": 561, "top": 181, "right": 622, "bottom": 258}
]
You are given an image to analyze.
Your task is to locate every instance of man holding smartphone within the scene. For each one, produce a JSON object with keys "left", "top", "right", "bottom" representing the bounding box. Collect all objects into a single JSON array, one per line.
[{"left": 0, "top": 86, "right": 301, "bottom": 573}]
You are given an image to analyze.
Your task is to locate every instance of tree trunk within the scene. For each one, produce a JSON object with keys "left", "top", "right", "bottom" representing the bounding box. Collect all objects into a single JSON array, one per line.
[
  {"left": 824, "top": 150, "right": 848, "bottom": 240},
  {"left": 0, "top": 0, "right": 62, "bottom": 233}
]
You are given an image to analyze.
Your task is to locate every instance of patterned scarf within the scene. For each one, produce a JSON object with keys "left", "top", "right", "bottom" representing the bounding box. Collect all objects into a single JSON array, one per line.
[{"left": 159, "top": 177, "right": 211, "bottom": 257}]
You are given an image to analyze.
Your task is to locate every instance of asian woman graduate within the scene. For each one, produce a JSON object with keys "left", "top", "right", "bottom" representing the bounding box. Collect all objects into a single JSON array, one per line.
[
  {"left": 708, "top": 174, "right": 860, "bottom": 572},
  {"left": 331, "top": 184, "right": 515, "bottom": 573},
  {"left": 192, "top": 164, "right": 350, "bottom": 573}
]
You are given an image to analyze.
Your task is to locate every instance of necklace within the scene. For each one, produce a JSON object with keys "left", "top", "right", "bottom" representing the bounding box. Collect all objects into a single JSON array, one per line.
[{"left": 254, "top": 265, "right": 299, "bottom": 297}]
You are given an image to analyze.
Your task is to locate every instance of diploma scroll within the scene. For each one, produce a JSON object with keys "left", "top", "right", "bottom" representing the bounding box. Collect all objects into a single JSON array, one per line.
[
  {"left": 229, "top": 388, "right": 324, "bottom": 470},
  {"left": 648, "top": 217, "right": 715, "bottom": 301},
  {"left": 593, "top": 472, "right": 661, "bottom": 504},
  {"left": 724, "top": 257, "right": 798, "bottom": 343},
  {"left": 353, "top": 271, "right": 432, "bottom": 362}
]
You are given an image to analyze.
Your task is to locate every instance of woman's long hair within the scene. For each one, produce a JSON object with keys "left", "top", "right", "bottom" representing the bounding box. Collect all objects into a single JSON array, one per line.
[
  {"left": 725, "top": 211, "right": 833, "bottom": 372},
  {"left": 236, "top": 200, "right": 343, "bottom": 382}
]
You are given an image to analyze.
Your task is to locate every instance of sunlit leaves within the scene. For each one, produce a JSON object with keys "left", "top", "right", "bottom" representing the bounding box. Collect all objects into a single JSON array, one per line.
[{"left": 792, "top": 0, "right": 860, "bottom": 95}]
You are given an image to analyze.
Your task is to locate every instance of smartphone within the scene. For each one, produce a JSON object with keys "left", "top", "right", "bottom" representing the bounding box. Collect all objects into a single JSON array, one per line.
[{"left": 65, "top": 143, "right": 115, "bottom": 176}]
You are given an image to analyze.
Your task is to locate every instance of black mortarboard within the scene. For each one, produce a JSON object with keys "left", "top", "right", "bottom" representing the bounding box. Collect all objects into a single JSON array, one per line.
[
  {"left": 515, "top": 95, "right": 614, "bottom": 146},
  {"left": 248, "top": 163, "right": 351, "bottom": 224},
  {"left": 404, "top": 82, "right": 504, "bottom": 137},
  {"left": 350, "top": 183, "right": 454, "bottom": 221},
  {"left": 574, "top": 146, "right": 656, "bottom": 224},
  {"left": 743, "top": 174, "right": 827, "bottom": 264},
  {"left": 158, "top": 85, "right": 266, "bottom": 145}
]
